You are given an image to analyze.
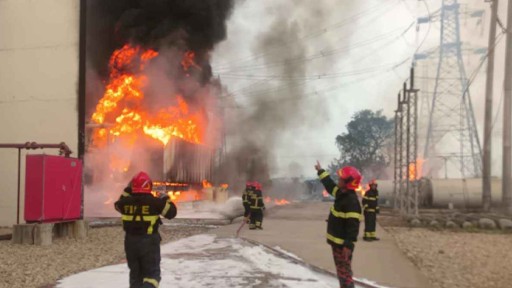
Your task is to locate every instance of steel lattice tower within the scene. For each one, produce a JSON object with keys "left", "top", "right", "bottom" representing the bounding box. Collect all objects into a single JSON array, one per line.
[{"left": 423, "top": 0, "right": 482, "bottom": 178}]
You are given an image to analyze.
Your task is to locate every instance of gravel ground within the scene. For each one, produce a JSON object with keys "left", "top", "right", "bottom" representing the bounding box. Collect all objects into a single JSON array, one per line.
[
  {"left": 386, "top": 227, "right": 512, "bottom": 288},
  {"left": 0, "top": 224, "right": 214, "bottom": 288}
]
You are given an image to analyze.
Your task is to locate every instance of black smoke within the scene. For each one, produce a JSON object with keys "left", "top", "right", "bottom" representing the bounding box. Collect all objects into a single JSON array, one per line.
[{"left": 86, "top": 0, "right": 234, "bottom": 72}]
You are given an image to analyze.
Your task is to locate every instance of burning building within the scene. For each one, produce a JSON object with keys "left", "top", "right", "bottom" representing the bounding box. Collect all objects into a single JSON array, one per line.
[{"left": 83, "top": 0, "right": 234, "bottom": 214}]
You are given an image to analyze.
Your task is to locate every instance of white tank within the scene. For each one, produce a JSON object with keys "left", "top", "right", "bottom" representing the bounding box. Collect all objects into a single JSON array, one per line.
[{"left": 375, "top": 178, "right": 503, "bottom": 208}]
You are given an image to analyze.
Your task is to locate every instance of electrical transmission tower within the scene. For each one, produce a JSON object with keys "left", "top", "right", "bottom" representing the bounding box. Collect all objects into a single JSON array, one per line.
[{"left": 423, "top": 0, "right": 482, "bottom": 178}]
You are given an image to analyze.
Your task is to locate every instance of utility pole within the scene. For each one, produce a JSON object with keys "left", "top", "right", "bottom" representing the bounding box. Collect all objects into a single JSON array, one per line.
[
  {"left": 483, "top": 0, "right": 499, "bottom": 212},
  {"left": 503, "top": 0, "right": 512, "bottom": 214}
]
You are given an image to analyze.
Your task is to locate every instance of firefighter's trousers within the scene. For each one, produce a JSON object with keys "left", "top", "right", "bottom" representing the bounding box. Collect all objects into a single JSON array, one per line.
[
  {"left": 125, "top": 233, "right": 161, "bottom": 288},
  {"left": 364, "top": 211, "right": 377, "bottom": 238},
  {"left": 249, "top": 208, "right": 263, "bottom": 229},
  {"left": 243, "top": 203, "right": 251, "bottom": 218},
  {"left": 332, "top": 245, "right": 355, "bottom": 288}
]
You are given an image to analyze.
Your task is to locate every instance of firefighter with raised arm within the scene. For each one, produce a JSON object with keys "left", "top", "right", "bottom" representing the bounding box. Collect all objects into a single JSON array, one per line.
[
  {"left": 249, "top": 181, "right": 265, "bottom": 229},
  {"left": 114, "top": 183, "right": 133, "bottom": 215},
  {"left": 114, "top": 171, "right": 177, "bottom": 288},
  {"left": 362, "top": 179, "right": 380, "bottom": 241},
  {"left": 242, "top": 181, "right": 254, "bottom": 223},
  {"left": 315, "top": 161, "right": 362, "bottom": 288}
]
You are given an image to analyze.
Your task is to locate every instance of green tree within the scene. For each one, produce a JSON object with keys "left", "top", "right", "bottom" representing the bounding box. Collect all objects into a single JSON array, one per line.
[{"left": 335, "top": 110, "right": 394, "bottom": 178}]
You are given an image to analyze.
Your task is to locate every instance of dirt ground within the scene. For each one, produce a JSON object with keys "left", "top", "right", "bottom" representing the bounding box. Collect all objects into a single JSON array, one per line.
[
  {"left": 379, "top": 209, "right": 512, "bottom": 288},
  {"left": 0, "top": 224, "right": 214, "bottom": 288}
]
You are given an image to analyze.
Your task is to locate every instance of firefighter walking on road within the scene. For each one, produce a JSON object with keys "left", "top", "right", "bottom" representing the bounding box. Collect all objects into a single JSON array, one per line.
[
  {"left": 362, "top": 180, "right": 380, "bottom": 241},
  {"left": 114, "top": 171, "right": 178, "bottom": 288},
  {"left": 242, "top": 181, "right": 254, "bottom": 223},
  {"left": 315, "top": 161, "right": 362, "bottom": 288},
  {"left": 249, "top": 181, "right": 265, "bottom": 229}
]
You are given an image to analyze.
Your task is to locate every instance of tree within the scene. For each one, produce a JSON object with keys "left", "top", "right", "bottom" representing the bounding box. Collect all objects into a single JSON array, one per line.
[{"left": 335, "top": 110, "right": 394, "bottom": 179}]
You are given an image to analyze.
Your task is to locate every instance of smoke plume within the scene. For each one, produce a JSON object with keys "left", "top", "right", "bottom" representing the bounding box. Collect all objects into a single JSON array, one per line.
[
  {"left": 84, "top": 0, "right": 234, "bottom": 216},
  {"left": 215, "top": 0, "right": 357, "bottom": 193}
]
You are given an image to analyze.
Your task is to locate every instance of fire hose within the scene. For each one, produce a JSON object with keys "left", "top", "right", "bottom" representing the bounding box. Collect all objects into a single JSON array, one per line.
[{"left": 235, "top": 217, "right": 247, "bottom": 238}]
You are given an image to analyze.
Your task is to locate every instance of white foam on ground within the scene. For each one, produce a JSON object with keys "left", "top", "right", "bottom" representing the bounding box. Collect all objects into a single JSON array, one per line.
[{"left": 57, "top": 234, "right": 365, "bottom": 288}]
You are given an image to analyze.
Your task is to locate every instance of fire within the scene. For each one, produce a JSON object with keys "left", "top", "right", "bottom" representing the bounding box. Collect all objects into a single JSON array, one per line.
[
  {"left": 220, "top": 184, "right": 229, "bottom": 189},
  {"left": 322, "top": 190, "right": 329, "bottom": 197},
  {"left": 90, "top": 44, "right": 205, "bottom": 151},
  {"left": 274, "top": 199, "right": 290, "bottom": 205},
  {"left": 181, "top": 51, "right": 201, "bottom": 72},
  {"left": 167, "top": 190, "right": 201, "bottom": 202},
  {"left": 263, "top": 196, "right": 291, "bottom": 206},
  {"left": 408, "top": 158, "right": 424, "bottom": 180},
  {"left": 355, "top": 184, "right": 369, "bottom": 197},
  {"left": 202, "top": 179, "right": 212, "bottom": 188},
  {"left": 150, "top": 181, "right": 203, "bottom": 203},
  {"left": 167, "top": 191, "right": 182, "bottom": 201}
]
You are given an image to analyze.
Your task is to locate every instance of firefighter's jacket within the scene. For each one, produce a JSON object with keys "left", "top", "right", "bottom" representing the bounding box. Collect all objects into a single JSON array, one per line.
[
  {"left": 362, "top": 189, "right": 379, "bottom": 213},
  {"left": 114, "top": 194, "right": 177, "bottom": 235},
  {"left": 242, "top": 188, "right": 253, "bottom": 208},
  {"left": 249, "top": 189, "right": 265, "bottom": 210},
  {"left": 318, "top": 169, "right": 361, "bottom": 248}
]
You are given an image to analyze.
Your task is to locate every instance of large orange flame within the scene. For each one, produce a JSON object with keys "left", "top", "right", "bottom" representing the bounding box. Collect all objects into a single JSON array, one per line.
[{"left": 91, "top": 44, "right": 205, "bottom": 148}]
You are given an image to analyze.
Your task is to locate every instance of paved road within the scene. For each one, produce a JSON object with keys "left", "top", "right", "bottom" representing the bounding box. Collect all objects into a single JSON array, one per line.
[{"left": 213, "top": 202, "right": 430, "bottom": 288}]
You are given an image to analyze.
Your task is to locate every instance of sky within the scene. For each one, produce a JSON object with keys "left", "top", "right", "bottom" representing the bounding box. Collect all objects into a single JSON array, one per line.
[{"left": 211, "top": 0, "right": 505, "bottom": 179}]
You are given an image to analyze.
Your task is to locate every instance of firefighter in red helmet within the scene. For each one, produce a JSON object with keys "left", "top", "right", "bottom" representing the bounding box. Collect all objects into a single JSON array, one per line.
[
  {"left": 114, "top": 171, "right": 177, "bottom": 288},
  {"left": 362, "top": 179, "right": 380, "bottom": 241},
  {"left": 315, "top": 161, "right": 362, "bottom": 288},
  {"left": 242, "top": 181, "right": 254, "bottom": 223},
  {"left": 249, "top": 181, "right": 265, "bottom": 229}
]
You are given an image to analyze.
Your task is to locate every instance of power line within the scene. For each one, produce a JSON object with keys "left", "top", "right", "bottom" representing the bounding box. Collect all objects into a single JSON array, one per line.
[
  {"left": 221, "top": 57, "right": 410, "bottom": 109},
  {"left": 215, "top": 0, "right": 401, "bottom": 70},
  {"left": 215, "top": 22, "right": 415, "bottom": 73}
]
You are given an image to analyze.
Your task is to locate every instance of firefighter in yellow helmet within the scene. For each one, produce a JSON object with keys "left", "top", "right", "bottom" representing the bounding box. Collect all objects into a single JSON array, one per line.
[
  {"left": 362, "top": 179, "right": 380, "bottom": 241},
  {"left": 114, "top": 171, "right": 177, "bottom": 288},
  {"left": 315, "top": 161, "right": 362, "bottom": 288}
]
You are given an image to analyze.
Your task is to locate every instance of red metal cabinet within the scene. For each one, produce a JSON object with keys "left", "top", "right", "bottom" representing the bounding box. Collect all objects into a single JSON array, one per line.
[{"left": 24, "top": 155, "right": 82, "bottom": 223}]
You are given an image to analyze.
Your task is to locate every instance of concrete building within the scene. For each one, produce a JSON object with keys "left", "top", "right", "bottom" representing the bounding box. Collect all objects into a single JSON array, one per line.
[{"left": 0, "top": 0, "right": 84, "bottom": 226}]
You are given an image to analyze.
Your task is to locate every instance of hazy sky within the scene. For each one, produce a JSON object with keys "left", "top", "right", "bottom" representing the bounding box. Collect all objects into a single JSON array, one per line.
[{"left": 212, "top": 0, "right": 503, "bottom": 179}]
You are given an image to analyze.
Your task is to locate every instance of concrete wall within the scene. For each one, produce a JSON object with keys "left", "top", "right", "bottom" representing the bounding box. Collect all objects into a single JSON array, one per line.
[{"left": 0, "top": 0, "right": 80, "bottom": 226}]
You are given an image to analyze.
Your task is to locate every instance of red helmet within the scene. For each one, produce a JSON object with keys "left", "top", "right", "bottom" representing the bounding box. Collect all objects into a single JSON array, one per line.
[
  {"left": 246, "top": 181, "right": 253, "bottom": 187},
  {"left": 336, "top": 166, "right": 362, "bottom": 190},
  {"left": 131, "top": 171, "right": 152, "bottom": 194},
  {"left": 369, "top": 179, "right": 378, "bottom": 186},
  {"left": 254, "top": 182, "right": 262, "bottom": 190}
]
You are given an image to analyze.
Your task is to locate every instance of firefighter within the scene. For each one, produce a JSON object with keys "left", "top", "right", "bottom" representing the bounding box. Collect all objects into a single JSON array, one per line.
[
  {"left": 249, "top": 181, "right": 265, "bottom": 229},
  {"left": 114, "top": 182, "right": 133, "bottom": 214},
  {"left": 242, "top": 181, "right": 254, "bottom": 223},
  {"left": 362, "top": 179, "right": 380, "bottom": 241},
  {"left": 315, "top": 161, "right": 362, "bottom": 288},
  {"left": 114, "top": 171, "right": 177, "bottom": 288}
]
